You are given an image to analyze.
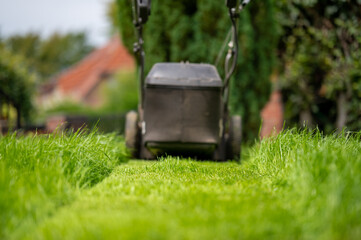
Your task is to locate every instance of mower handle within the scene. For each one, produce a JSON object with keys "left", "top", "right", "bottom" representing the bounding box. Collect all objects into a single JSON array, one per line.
[
  {"left": 132, "top": 0, "right": 251, "bottom": 110},
  {"left": 131, "top": 0, "right": 151, "bottom": 28},
  {"left": 133, "top": 0, "right": 250, "bottom": 26},
  {"left": 227, "top": 0, "right": 251, "bottom": 9},
  {"left": 223, "top": 0, "right": 252, "bottom": 95},
  {"left": 132, "top": 0, "right": 151, "bottom": 109},
  {"left": 222, "top": 0, "right": 251, "bottom": 147}
]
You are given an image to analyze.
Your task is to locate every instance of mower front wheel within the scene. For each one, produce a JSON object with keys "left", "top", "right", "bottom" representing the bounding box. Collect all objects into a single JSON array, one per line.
[
  {"left": 227, "top": 115, "right": 242, "bottom": 160},
  {"left": 125, "top": 111, "right": 140, "bottom": 158}
]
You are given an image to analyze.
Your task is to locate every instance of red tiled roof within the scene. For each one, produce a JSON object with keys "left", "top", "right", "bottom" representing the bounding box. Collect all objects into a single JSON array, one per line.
[{"left": 56, "top": 36, "right": 135, "bottom": 100}]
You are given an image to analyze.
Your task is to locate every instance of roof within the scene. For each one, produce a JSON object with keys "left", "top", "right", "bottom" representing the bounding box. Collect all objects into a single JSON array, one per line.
[{"left": 56, "top": 36, "right": 135, "bottom": 100}]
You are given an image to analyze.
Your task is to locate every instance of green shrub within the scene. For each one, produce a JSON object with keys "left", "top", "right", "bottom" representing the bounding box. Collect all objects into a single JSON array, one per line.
[
  {"left": 44, "top": 101, "right": 95, "bottom": 116},
  {"left": 102, "top": 70, "right": 138, "bottom": 113}
]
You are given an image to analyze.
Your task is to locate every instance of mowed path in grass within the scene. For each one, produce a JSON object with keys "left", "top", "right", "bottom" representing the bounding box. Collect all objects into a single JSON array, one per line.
[
  {"left": 2, "top": 130, "right": 361, "bottom": 239},
  {"left": 29, "top": 160, "right": 285, "bottom": 239},
  {"left": 28, "top": 129, "right": 361, "bottom": 240}
]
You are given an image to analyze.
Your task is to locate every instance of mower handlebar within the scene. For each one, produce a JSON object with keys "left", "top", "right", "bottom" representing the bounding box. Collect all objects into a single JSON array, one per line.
[
  {"left": 226, "top": 0, "right": 251, "bottom": 9},
  {"left": 134, "top": 0, "right": 151, "bottom": 25},
  {"left": 226, "top": 0, "right": 237, "bottom": 8},
  {"left": 242, "top": 0, "right": 251, "bottom": 6},
  {"left": 135, "top": 0, "right": 251, "bottom": 27},
  {"left": 132, "top": 0, "right": 251, "bottom": 110}
]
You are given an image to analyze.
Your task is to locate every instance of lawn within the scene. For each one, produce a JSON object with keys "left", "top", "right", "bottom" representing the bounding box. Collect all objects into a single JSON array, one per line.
[{"left": 1, "top": 130, "right": 360, "bottom": 239}]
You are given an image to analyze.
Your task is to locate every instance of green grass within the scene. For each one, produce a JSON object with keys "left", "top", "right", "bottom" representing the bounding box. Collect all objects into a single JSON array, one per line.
[
  {"left": 1, "top": 130, "right": 361, "bottom": 239},
  {"left": 0, "top": 130, "right": 128, "bottom": 239}
]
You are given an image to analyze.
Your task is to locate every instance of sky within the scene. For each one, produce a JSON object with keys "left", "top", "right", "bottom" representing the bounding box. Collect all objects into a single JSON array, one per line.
[{"left": 0, "top": 0, "right": 111, "bottom": 46}]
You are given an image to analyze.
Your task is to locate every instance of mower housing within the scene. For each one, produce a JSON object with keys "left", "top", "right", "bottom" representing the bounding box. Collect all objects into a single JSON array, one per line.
[
  {"left": 142, "top": 63, "right": 222, "bottom": 158},
  {"left": 126, "top": 0, "right": 247, "bottom": 160}
]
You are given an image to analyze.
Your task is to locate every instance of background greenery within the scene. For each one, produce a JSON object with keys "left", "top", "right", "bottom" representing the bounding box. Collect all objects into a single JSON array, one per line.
[
  {"left": 1, "top": 32, "right": 93, "bottom": 81},
  {"left": 0, "top": 32, "right": 93, "bottom": 126},
  {"left": 276, "top": 0, "right": 361, "bottom": 133},
  {"left": 0, "top": 48, "right": 36, "bottom": 126},
  {"left": 101, "top": 70, "right": 138, "bottom": 113}
]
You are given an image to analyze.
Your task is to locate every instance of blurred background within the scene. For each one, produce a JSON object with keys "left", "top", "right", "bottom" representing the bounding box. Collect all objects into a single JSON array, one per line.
[{"left": 0, "top": 0, "right": 360, "bottom": 142}]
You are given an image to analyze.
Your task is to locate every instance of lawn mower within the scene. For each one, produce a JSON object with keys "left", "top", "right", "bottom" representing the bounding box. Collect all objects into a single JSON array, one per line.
[{"left": 125, "top": 0, "right": 251, "bottom": 160}]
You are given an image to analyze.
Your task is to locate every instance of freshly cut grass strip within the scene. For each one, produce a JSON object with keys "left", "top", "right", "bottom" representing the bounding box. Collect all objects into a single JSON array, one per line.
[
  {"left": 0, "top": 131, "right": 128, "bottom": 239},
  {"left": 27, "top": 130, "right": 361, "bottom": 240}
]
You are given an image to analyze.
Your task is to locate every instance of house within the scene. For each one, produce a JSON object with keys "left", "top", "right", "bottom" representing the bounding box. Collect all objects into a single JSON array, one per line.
[
  {"left": 260, "top": 91, "right": 284, "bottom": 138},
  {"left": 38, "top": 36, "right": 135, "bottom": 109}
]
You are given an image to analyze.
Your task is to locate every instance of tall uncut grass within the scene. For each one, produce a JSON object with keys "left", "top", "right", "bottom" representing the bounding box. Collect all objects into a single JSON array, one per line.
[
  {"left": 246, "top": 129, "right": 361, "bottom": 239},
  {"left": 0, "top": 131, "right": 128, "bottom": 239}
]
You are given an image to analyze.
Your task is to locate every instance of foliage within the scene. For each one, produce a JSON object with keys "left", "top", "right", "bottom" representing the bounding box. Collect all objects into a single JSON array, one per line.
[
  {"left": 2, "top": 130, "right": 360, "bottom": 239},
  {"left": 44, "top": 101, "right": 96, "bottom": 116},
  {"left": 0, "top": 48, "right": 36, "bottom": 121},
  {"left": 0, "top": 131, "right": 128, "bottom": 239},
  {"left": 106, "top": 1, "right": 120, "bottom": 34},
  {"left": 116, "top": 0, "right": 278, "bottom": 142},
  {"left": 2, "top": 32, "right": 93, "bottom": 81},
  {"left": 277, "top": 0, "right": 361, "bottom": 132},
  {"left": 0, "top": 32, "right": 93, "bottom": 126},
  {"left": 102, "top": 70, "right": 138, "bottom": 113}
]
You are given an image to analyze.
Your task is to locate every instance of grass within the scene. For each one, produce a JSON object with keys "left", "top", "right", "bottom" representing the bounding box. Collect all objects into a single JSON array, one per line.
[
  {"left": 0, "top": 130, "right": 128, "bottom": 239},
  {"left": 1, "top": 129, "right": 361, "bottom": 239}
]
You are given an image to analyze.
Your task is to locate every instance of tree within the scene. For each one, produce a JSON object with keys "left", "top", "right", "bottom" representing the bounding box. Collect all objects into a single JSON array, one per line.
[
  {"left": 0, "top": 48, "right": 36, "bottom": 128},
  {"left": 277, "top": 0, "right": 361, "bottom": 132},
  {"left": 116, "top": 0, "right": 278, "bottom": 141},
  {"left": 3, "top": 32, "right": 94, "bottom": 81},
  {"left": 107, "top": 1, "right": 121, "bottom": 35}
]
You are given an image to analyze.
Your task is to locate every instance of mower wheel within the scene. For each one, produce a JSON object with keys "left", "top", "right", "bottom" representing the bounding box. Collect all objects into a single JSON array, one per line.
[
  {"left": 139, "top": 140, "right": 154, "bottom": 160},
  {"left": 227, "top": 115, "right": 242, "bottom": 160},
  {"left": 125, "top": 111, "right": 139, "bottom": 158}
]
